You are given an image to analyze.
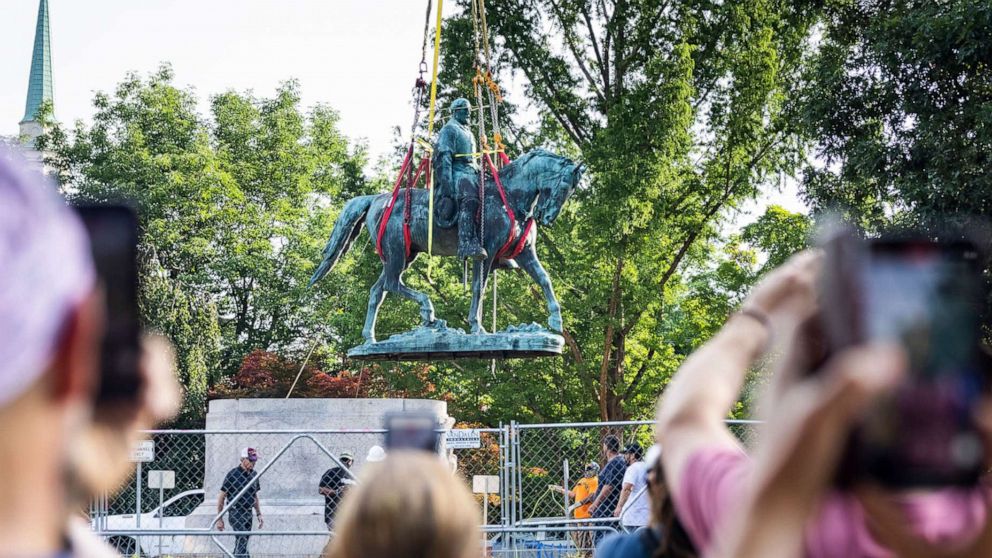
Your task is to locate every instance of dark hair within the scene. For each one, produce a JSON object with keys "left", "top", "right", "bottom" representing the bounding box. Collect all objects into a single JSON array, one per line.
[
  {"left": 603, "top": 435, "right": 621, "bottom": 453},
  {"left": 648, "top": 457, "right": 698, "bottom": 558},
  {"left": 624, "top": 443, "right": 643, "bottom": 459}
]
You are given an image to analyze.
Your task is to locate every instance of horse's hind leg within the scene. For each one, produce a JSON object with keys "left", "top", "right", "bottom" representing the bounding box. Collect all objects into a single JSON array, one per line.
[
  {"left": 363, "top": 272, "right": 387, "bottom": 343},
  {"left": 467, "top": 259, "right": 490, "bottom": 334},
  {"left": 393, "top": 281, "right": 437, "bottom": 326},
  {"left": 387, "top": 261, "right": 437, "bottom": 327}
]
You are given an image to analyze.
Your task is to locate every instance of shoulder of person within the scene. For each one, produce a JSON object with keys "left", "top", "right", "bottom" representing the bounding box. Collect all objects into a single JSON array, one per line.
[
  {"left": 595, "top": 531, "right": 650, "bottom": 558},
  {"left": 67, "top": 516, "right": 120, "bottom": 558}
]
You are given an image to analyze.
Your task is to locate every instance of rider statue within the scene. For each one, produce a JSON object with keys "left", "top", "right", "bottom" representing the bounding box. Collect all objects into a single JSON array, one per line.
[{"left": 433, "top": 98, "right": 487, "bottom": 259}]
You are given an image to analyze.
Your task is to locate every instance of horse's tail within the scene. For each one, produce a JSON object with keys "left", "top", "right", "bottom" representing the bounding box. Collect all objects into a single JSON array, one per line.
[{"left": 308, "top": 195, "right": 376, "bottom": 288}]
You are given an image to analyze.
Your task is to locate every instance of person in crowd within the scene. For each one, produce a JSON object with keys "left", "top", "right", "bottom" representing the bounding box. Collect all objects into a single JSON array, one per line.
[
  {"left": 615, "top": 443, "right": 650, "bottom": 530},
  {"left": 322, "top": 451, "right": 481, "bottom": 558},
  {"left": 216, "top": 447, "right": 264, "bottom": 558},
  {"left": 319, "top": 451, "right": 355, "bottom": 531},
  {"left": 0, "top": 150, "right": 101, "bottom": 556},
  {"left": 549, "top": 462, "right": 600, "bottom": 517},
  {"left": 656, "top": 251, "right": 992, "bottom": 558},
  {"left": 588, "top": 434, "right": 627, "bottom": 544},
  {"left": 549, "top": 461, "right": 600, "bottom": 555},
  {"left": 596, "top": 445, "right": 698, "bottom": 558},
  {"left": 0, "top": 150, "right": 182, "bottom": 557}
]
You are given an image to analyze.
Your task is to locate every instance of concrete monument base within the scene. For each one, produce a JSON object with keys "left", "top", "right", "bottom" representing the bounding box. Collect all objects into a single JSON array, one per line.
[{"left": 182, "top": 398, "right": 453, "bottom": 556}]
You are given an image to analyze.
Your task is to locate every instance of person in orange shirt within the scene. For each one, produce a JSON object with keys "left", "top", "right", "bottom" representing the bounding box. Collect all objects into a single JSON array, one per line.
[{"left": 550, "top": 462, "right": 600, "bottom": 555}]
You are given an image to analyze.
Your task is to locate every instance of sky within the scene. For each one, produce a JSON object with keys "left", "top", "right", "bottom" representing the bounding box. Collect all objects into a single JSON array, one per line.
[
  {"left": 1, "top": 0, "right": 461, "bottom": 160},
  {"left": 1, "top": 0, "right": 804, "bottom": 217}
]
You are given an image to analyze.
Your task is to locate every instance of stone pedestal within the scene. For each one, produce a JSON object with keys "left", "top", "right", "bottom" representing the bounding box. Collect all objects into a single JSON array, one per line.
[{"left": 183, "top": 398, "right": 452, "bottom": 556}]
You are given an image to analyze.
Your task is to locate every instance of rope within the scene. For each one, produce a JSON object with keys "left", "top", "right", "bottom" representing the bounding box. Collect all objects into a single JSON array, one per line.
[{"left": 471, "top": 0, "right": 487, "bottom": 247}]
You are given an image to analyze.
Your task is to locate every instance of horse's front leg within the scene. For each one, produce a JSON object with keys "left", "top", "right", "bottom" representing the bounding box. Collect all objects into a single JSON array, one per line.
[
  {"left": 515, "top": 246, "right": 562, "bottom": 332},
  {"left": 363, "top": 272, "right": 387, "bottom": 343},
  {"left": 467, "top": 259, "right": 489, "bottom": 334}
]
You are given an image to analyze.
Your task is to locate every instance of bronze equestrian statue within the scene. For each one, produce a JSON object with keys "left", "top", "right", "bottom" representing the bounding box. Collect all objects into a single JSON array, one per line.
[{"left": 309, "top": 99, "right": 585, "bottom": 347}]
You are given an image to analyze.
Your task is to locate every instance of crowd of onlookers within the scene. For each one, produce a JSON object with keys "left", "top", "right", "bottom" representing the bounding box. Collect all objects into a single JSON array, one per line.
[{"left": 4, "top": 143, "right": 992, "bottom": 558}]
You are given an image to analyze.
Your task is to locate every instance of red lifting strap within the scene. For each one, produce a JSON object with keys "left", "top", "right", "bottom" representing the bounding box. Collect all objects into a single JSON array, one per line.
[
  {"left": 375, "top": 149, "right": 412, "bottom": 262},
  {"left": 379, "top": 151, "right": 529, "bottom": 264},
  {"left": 484, "top": 153, "right": 534, "bottom": 262},
  {"left": 376, "top": 148, "right": 431, "bottom": 263},
  {"left": 507, "top": 218, "right": 535, "bottom": 259}
]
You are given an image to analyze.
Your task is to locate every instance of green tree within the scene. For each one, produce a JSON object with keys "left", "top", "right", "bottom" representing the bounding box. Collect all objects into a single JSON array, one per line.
[
  {"left": 39, "top": 65, "right": 368, "bottom": 421},
  {"left": 798, "top": 0, "right": 992, "bottom": 231},
  {"left": 428, "top": 0, "right": 818, "bottom": 419},
  {"left": 141, "top": 264, "right": 222, "bottom": 426}
]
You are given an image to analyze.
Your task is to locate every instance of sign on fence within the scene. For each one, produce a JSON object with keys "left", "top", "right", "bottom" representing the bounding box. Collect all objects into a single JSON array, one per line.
[
  {"left": 130, "top": 439, "right": 154, "bottom": 462},
  {"left": 147, "top": 470, "right": 175, "bottom": 490},
  {"left": 446, "top": 429, "right": 481, "bottom": 449},
  {"left": 472, "top": 475, "right": 500, "bottom": 494}
]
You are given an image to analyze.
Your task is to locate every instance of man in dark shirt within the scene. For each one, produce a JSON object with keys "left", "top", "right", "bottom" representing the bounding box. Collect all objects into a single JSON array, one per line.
[
  {"left": 216, "top": 447, "right": 263, "bottom": 558},
  {"left": 319, "top": 451, "right": 355, "bottom": 531},
  {"left": 588, "top": 435, "right": 627, "bottom": 545}
]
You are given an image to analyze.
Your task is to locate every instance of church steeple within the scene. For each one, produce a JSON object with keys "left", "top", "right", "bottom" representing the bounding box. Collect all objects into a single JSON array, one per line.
[{"left": 21, "top": 0, "right": 53, "bottom": 127}]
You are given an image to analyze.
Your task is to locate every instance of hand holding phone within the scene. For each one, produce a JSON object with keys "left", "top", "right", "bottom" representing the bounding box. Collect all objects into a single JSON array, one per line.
[
  {"left": 75, "top": 205, "right": 142, "bottom": 410},
  {"left": 819, "top": 225, "right": 988, "bottom": 487}
]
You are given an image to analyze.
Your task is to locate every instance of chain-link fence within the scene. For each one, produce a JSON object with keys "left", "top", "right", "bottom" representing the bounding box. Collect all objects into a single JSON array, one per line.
[
  {"left": 93, "top": 428, "right": 505, "bottom": 557},
  {"left": 92, "top": 420, "right": 759, "bottom": 557}
]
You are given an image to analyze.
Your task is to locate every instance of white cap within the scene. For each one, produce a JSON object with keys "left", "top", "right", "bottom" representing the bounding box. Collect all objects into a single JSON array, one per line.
[
  {"left": 240, "top": 447, "right": 259, "bottom": 462},
  {"left": 366, "top": 445, "right": 386, "bottom": 462}
]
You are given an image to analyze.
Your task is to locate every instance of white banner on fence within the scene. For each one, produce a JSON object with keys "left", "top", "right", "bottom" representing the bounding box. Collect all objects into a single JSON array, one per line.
[
  {"left": 446, "top": 429, "right": 481, "bottom": 449},
  {"left": 130, "top": 439, "right": 154, "bottom": 462}
]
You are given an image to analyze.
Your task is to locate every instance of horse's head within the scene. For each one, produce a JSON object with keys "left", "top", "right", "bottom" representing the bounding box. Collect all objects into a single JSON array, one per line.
[{"left": 516, "top": 149, "right": 585, "bottom": 226}]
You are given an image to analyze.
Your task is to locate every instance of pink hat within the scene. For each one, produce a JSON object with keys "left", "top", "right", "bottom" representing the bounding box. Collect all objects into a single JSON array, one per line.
[{"left": 0, "top": 149, "right": 95, "bottom": 407}]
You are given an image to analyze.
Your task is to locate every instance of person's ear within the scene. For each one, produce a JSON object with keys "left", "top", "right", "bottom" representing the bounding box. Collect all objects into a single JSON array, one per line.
[{"left": 50, "top": 288, "right": 104, "bottom": 404}]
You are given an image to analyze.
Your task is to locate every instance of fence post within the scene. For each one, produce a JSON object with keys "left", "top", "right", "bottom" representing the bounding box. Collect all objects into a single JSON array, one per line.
[
  {"left": 562, "top": 458, "right": 569, "bottom": 520},
  {"left": 135, "top": 460, "right": 142, "bottom": 554},
  {"left": 512, "top": 421, "right": 522, "bottom": 525},
  {"left": 499, "top": 422, "right": 508, "bottom": 528}
]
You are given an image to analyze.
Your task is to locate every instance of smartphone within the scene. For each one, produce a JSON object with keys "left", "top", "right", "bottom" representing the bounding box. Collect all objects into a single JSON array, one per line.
[
  {"left": 821, "top": 226, "right": 988, "bottom": 487},
  {"left": 384, "top": 412, "right": 441, "bottom": 453},
  {"left": 75, "top": 205, "right": 143, "bottom": 408}
]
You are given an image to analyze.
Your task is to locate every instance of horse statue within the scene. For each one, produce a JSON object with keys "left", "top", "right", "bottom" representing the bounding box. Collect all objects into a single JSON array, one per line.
[{"left": 309, "top": 148, "right": 584, "bottom": 349}]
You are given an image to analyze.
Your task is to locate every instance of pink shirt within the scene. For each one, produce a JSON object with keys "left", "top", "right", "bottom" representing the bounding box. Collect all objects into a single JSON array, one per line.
[{"left": 673, "top": 448, "right": 988, "bottom": 558}]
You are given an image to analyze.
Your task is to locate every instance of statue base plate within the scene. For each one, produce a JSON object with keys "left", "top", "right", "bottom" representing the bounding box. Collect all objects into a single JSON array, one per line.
[{"left": 347, "top": 322, "right": 564, "bottom": 361}]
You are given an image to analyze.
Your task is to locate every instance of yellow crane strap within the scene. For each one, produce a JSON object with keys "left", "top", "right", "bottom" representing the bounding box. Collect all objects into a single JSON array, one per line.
[
  {"left": 454, "top": 149, "right": 505, "bottom": 158},
  {"left": 426, "top": 0, "right": 443, "bottom": 279}
]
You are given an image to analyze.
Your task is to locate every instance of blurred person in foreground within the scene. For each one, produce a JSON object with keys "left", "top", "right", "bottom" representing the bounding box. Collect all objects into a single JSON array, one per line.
[
  {"left": 596, "top": 445, "right": 698, "bottom": 558},
  {"left": 549, "top": 461, "right": 600, "bottom": 556},
  {"left": 322, "top": 451, "right": 481, "bottom": 558},
  {"left": 0, "top": 150, "right": 180, "bottom": 557},
  {"left": 656, "top": 251, "right": 992, "bottom": 558},
  {"left": 614, "top": 443, "right": 650, "bottom": 530}
]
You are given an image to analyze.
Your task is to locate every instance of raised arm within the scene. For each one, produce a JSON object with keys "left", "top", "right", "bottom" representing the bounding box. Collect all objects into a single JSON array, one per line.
[{"left": 656, "top": 252, "right": 821, "bottom": 496}]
